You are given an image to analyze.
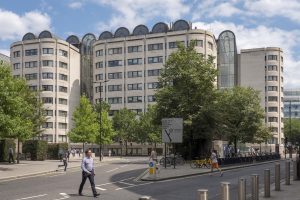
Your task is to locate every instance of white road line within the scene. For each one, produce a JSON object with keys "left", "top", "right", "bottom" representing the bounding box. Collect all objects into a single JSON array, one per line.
[
  {"left": 119, "top": 181, "right": 135, "bottom": 186},
  {"left": 95, "top": 187, "right": 107, "bottom": 191},
  {"left": 120, "top": 164, "right": 128, "bottom": 168},
  {"left": 96, "top": 177, "right": 136, "bottom": 186},
  {"left": 14, "top": 194, "right": 48, "bottom": 200},
  {"left": 53, "top": 193, "right": 70, "bottom": 200},
  {"left": 106, "top": 168, "right": 119, "bottom": 173},
  {"left": 115, "top": 182, "right": 154, "bottom": 191}
]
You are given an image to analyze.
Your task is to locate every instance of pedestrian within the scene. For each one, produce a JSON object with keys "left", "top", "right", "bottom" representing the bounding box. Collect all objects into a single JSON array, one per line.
[
  {"left": 108, "top": 150, "right": 111, "bottom": 157},
  {"left": 8, "top": 147, "right": 14, "bottom": 164},
  {"left": 149, "top": 149, "right": 158, "bottom": 163},
  {"left": 67, "top": 150, "right": 70, "bottom": 162},
  {"left": 78, "top": 149, "right": 100, "bottom": 198},
  {"left": 71, "top": 149, "right": 75, "bottom": 158},
  {"left": 210, "top": 150, "right": 223, "bottom": 176},
  {"left": 58, "top": 152, "right": 68, "bottom": 171}
]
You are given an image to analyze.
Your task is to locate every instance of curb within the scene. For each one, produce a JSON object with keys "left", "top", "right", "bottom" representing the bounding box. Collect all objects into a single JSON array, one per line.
[{"left": 140, "top": 159, "right": 281, "bottom": 182}]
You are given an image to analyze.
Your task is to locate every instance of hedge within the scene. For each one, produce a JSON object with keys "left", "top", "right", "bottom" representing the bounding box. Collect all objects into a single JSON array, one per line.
[
  {"left": 22, "top": 140, "right": 48, "bottom": 161},
  {"left": 0, "top": 139, "right": 15, "bottom": 162},
  {"left": 47, "top": 143, "right": 68, "bottom": 160}
]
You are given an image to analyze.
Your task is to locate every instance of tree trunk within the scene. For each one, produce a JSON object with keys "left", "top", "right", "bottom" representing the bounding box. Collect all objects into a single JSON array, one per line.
[
  {"left": 125, "top": 141, "right": 128, "bottom": 156},
  {"left": 234, "top": 137, "right": 237, "bottom": 154},
  {"left": 17, "top": 139, "right": 20, "bottom": 164}
]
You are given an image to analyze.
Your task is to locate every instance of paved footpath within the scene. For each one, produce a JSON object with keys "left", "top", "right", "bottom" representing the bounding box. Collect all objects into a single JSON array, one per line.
[
  {"left": 260, "top": 180, "right": 300, "bottom": 200},
  {"left": 0, "top": 156, "right": 122, "bottom": 181}
]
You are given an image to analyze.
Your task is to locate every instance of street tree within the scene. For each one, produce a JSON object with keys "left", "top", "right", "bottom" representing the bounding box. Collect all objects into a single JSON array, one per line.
[
  {"left": 215, "top": 86, "right": 268, "bottom": 153},
  {"left": 154, "top": 41, "right": 218, "bottom": 157},
  {"left": 0, "top": 64, "right": 45, "bottom": 163},
  {"left": 284, "top": 118, "right": 300, "bottom": 145},
  {"left": 112, "top": 108, "right": 138, "bottom": 155},
  {"left": 68, "top": 95, "right": 99, "bottom": 150}
]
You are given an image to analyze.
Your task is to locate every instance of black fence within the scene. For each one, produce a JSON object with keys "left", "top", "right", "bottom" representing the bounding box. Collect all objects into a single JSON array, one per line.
[{"left": 218, "top": 153, "right": 281, "bottom": 166}]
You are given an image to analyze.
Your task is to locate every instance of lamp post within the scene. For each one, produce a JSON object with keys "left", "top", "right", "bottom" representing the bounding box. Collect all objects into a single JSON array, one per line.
[{"left": 94, "top": 80, "right": 109, "bottom": 161}]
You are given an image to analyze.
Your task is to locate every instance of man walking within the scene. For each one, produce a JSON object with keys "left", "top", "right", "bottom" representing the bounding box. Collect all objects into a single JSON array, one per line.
[
  {"left": 79, "top": 149, "right": 100, "bottom": 198},
  {"left": 8, "top": 147, "right": 14, "bottom": 164},
  {"left": 210, "top": 150, "right": 223, "bottom": 176}
]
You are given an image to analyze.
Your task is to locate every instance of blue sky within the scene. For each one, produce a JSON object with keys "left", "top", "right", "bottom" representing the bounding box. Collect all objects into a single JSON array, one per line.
[{"left": 0, "top": 0, "right": 299, "bottom": 88}]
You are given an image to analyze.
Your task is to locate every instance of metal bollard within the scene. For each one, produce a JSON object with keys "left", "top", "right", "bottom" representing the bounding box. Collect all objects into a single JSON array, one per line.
[
  {"left": 139, "top": 196, "right": 151, "bottom": 200},
  {"left": 251, "top": 174, "right": 259, "bottom": 200},
  {"left": 293, "top": 160, "right": 298, "bottom": 181},
  {"left": 238, "top": 178, "right": 246, "bottom": 200},
  {"left": 197, "top": 189, "right": 208, "bottom": 200},
  {"left": 221, "top": 182, "right": 230, "bottom": 200},
  {"left": 275, "top": 163, "right": 280, "bottom": 191},
  {"left": 286, "top": 161, "right": 290, "bottom": 185},
  {"left": 264, "top": 169, "right": 270, "bottom": 198}
]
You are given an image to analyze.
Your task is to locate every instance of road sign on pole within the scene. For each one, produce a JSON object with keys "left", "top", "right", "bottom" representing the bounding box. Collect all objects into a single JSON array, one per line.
[{"left": 162, "top": 118, "right": 183, "bottom": 143}]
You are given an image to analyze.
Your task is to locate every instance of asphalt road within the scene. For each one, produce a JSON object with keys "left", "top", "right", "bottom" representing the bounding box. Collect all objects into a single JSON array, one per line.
[{"left": 0, "top": 159, "right": 287, "bottom": 200}]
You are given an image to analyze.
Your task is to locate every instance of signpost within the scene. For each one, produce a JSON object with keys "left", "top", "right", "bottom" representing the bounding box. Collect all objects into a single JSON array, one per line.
[{"left": 161, "top": 118, "right": 183, "bottom": 168}]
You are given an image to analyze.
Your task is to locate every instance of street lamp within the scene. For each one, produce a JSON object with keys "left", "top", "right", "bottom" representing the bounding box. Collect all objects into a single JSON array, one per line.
[{"left": 94, "top": 79, "right": 109, "bottom": 161}]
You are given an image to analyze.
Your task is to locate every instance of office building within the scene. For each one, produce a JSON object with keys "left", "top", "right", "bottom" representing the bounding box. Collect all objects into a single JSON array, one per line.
[
  {"left": 10, "top": 31, "right": 81, "bottom": 143},
  {"left": 284, "top": 89, "right": 300, "bottom": 119}
]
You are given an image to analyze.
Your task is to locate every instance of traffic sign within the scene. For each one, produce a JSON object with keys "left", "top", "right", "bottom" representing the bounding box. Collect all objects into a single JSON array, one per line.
[{"left": 162, "top": 118, "right": 183, "bottom": 143}]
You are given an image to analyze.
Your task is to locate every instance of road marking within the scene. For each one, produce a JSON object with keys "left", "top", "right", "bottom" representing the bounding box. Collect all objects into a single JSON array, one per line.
[
  {"left": 53, "top": 193, "right": 70, "bottom": 200},
  {"left": 95, "top": 187, "right": 107, "bottom": 191},
  {"left": 14, "top": 194, "right": 48, "bottom": 200},
  {"left": 106, "top": 168, "right": 119, "bottom": 173},
  {"left": 96, "top": 177, "right": 136, "bottom": 186},
  {"left": 119, "top": 181, "right": 135, "bottom": 186},
  {"left": 115, "top": 182, "right": 153, "bottom": 190},
  {"left": 120, "top": 164, "right": 128, "bottom": 168}
]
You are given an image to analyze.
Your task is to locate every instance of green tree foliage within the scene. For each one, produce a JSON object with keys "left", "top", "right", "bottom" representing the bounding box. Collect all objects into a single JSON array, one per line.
[
  {"left": 284, "top": 119, "right": 300, "bottom": 145},
  {"left": 154, "top": 41, "right": 218, "bottom": 157},
  {"left": 112, "top": 108, "right": 138, "bottom": 155},
  {"left": 215, "top": 87, "right": 269, "bottom": 152},
  {"left": 68, "top": 95, "right": 98, "bottom": 144},
  {"left": 94, "top": 102, "right": 115, "bottom": 145}
]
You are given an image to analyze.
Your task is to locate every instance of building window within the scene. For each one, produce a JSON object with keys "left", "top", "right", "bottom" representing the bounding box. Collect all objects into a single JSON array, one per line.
[
  {"left": 271, "top": 127, "right": 278, "bottom": 133},
  {"left": 58, "top": 110, "right": 67, "bottom": 117},
  {"left": 148, "top": 56, "right": 163, "bottom": 64},
  {"left": 45, "top": 110, "right": 53, "bottom": 116},
  {"left": 128, "top": 45, "right": 142, "bottom": 53},
  {"left": 42, "top": 48, "right": 54, "bottom": 54},
  {"left": 109, "top": 110, "right": 118, "bottom": 116},
  {"left": 268, "top": 107, "right": 278, "bottom": 112},
  {"left": 25, "top": 49, "right": 38, "bottom": 56},
  {"left": 42, "top": 60, "right": 53, "bottom": 67},
  {"left": 195, "top": 40, "right": 203, "bottom": 47},
  {"left": 148, "top": 82, "right": 160, "bottom": 89},
  {"left": 59, "top": 98, "right": 68, "bottom": 105},
  {"left": 58, "top": 123, "right": 67, "bottom": 129},
  {"left": 95, "top": 50, "right": 103, "bottom": 57},
  {"left": 59, "top": 62, "right": 68, "bottom": 69},
  {"left": 268, "top": 117, "right": 278, "bottom": 122},
  {"left": 281, "top": 66, "right": 283, "bottom": 72},
  {"left": 13, "top": 75, "right": 20, "bottom": 79},
  {"left": 58, "top": 49, "right": 68, "bottom": 57},
  {"left": 13, "top": 63, "right": 21, "bottom": 70},
  {"left": 127, "top": 96, "right": 143, "bottom": 103},
  {"left": 169, "top": 41, "right": 185, "bottom": 49},
  {"left": 108, "top": 85, "right": 122, "bottom": 92},
  {"left": 25, "top": 73, "right": 38, "bottom": 80},
  {"left": 208, "top": 42, "right": 213, "bottom": 50},
  {"left": 58, "top": 135, "right": 67, "bottom": 142},
  {"left": 59, "top": 74, "right": 68, "bottom": 81},
  {"left": 108, "top": 60, "right": 123, "bottom": 67},
  {"left": 95, "top": 74, "right": 103, "bottom": 81},
  {"left": 13, "top": 51, "right": 20, "bottom": 58},
  {"left": 268, "top": 86, "right": 278, "bottom": 91},
  {"left": 128, "top": 58, "right": 143, "bottom": 65},
  {"left": 108, "top": 72, "right": 122, "bottom": 79},
  {"left": 268, "top": 55, "right": 278, "bottom": 60},
  {"left": 42, "top": 72, "right": 53, "bottom": 79},
  {"left": 148, "top": 43, "right": 163, "bottom": 51},
  {"left": 25, "top": 61, "right": 38, "bottom": 68},
  {"left": 130, "top": 109, "right": 143, "bottom": 115},
  {"left": 127, "top": 83, "right": 142, "bottom": 91},
  {"left": 108, "top": 47, "right": 122, "bottom": 55},
  {"left": 148, "top": 69, "right": 161, "bottom": 76},
  {"left": 127, "top": 71, "right": 142, "bottom": 78},
  {"left": 268, "top": 96, "right": 278, "bottom": 102},
  {"left": 95, "top": 86, "right": 103, "bottom": 93},
  {"left": 59, "top": 86, "right": 68, "bottom": 93},
  {"left": 95, "top": 62, "right": 103, "bottom": 69},
  {"left": 148, "top": 95, "right": 156, "bottom": 102},
  {"left": 42, "top": 85, "right": 53, "bottom": 91},
  {"left": 42, "top": 97, "right": 53, "bottom": 104},
  {"left": 28, "top": 85, "right": 37, "bottom": 91},
  {"left": 108, "top": 97, "right": 122, "bottom": 104},
  {"left": 268, "top": 76, "right": 278, "bottom": 81},
  {"left": 42, "top": 122, "right": 53, "bottom": 129},
  {"left": 268, "top": 65, "right": 277, "bottom": 71}
]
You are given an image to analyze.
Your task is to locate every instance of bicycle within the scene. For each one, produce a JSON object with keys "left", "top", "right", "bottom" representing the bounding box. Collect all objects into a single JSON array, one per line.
[
  {"left": 190, "top": 158, "right": 211, "bottom": 169},
  {"left": 159, "top": 154, "right": 185, "bottom": 167}
]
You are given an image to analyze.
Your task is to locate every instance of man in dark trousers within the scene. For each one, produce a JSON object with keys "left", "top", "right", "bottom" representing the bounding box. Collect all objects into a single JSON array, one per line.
[
  {"left": 79, "top": 149, "right": 100, "bottom": 198},
  {"left": 8, "top": 147, "right": 14, "bottom": 164}
]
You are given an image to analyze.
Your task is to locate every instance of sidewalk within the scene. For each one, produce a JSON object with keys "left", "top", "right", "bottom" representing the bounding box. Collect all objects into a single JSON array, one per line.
[
  {"left": 0, "top": 156, "right": 122, "bottom": 181},
  {"left": 141, "top": 160, "right": 280, "bottom": 181},
  {"left": 260, "top": 180, "right": 300, "bottom": 200}
]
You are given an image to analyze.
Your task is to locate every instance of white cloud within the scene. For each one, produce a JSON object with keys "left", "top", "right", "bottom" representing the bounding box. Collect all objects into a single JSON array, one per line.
[
  {"left": 0, "top": 49, "right": 10, "bottom": 57},
  {"left": 0, "top": 9, "right": 51, "bottom": 41},
  {"left": 68, "top": 2, "right": 84, "bottom": 9},
  {"left": 94, "top": 0, "right": 190, "bottom": 32},
  {"left": 193, "top": 21, "right": 300, "bottom": 88}
]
